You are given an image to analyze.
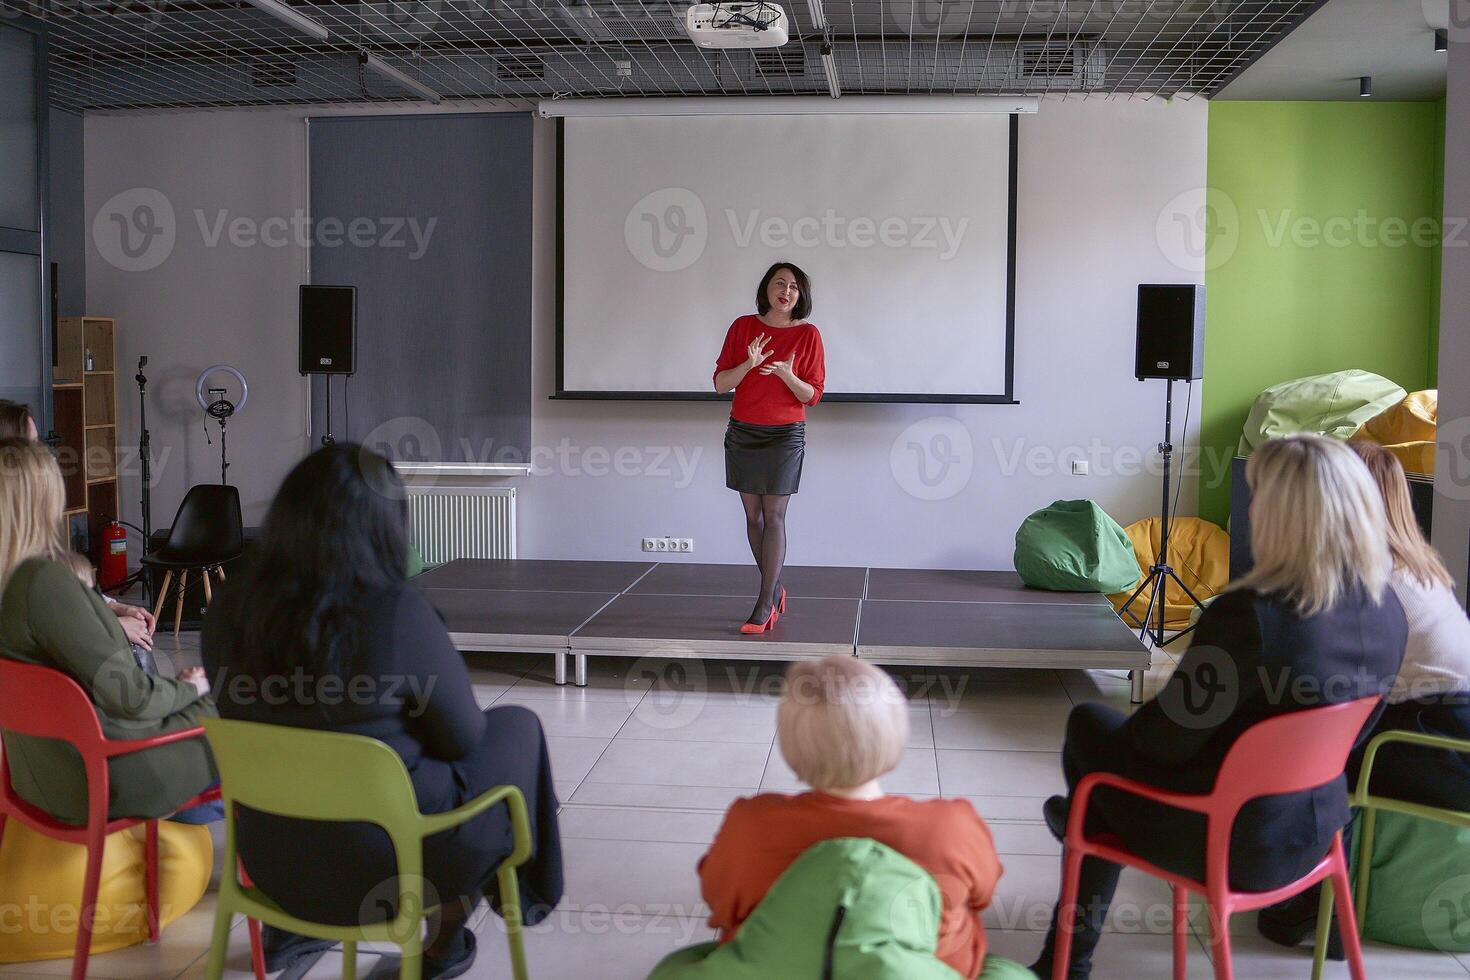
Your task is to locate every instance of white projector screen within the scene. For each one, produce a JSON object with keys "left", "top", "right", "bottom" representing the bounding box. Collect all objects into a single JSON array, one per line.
[{"left": 558, "top": 113, "right": 1015, "bottom": 402}]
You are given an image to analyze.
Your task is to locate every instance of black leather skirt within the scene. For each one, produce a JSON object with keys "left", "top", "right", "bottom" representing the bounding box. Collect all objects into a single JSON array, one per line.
[{"left": 724, "top": 418, "right": 805, "bottom": 495}]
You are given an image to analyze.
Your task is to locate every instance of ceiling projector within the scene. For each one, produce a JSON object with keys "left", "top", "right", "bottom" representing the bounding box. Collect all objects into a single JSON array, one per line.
[{"left": 684, "top": 2, "right": 790, "bottom": 49}]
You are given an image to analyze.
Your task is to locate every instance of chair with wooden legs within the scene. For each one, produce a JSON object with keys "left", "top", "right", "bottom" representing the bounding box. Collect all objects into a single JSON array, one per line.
[{"left": 142, "top": 484, "right": 243, "bottom": 636}]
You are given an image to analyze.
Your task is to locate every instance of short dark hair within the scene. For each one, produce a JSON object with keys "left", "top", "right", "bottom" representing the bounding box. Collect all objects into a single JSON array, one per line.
[
  {"left": 0, "top": 401, "right": 33, "bottom": 441},
  {"left": 756, "top": 262, "right": 812, "bottom": 320}
]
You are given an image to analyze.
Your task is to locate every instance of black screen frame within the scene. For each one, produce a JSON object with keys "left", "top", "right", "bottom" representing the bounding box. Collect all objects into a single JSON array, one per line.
[{"left": 553, "top": 113, "right": 1020, "bottom": 405}]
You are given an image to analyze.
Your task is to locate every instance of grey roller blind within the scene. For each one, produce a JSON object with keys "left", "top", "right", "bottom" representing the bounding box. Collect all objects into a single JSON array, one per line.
[
  {"left": 307, "top": 113, "right": 533, "bottom": 463},
  {"left": 0, "top": 20, "right": 51, "bottom": 429}
]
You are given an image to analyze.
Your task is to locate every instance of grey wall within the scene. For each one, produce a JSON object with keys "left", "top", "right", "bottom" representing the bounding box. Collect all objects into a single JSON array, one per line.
[
  {"left": 49, "top": 107, "right": 85, "bottom": 316},
  {"left": 86, "top": 97, "right": 1206, "bottom": 568},
  {"left": 1434, "top": 38, "right": 1470, "bottom": 605},
  {"left": 85, "top": 110, "right": 310, "bottom": 529}
]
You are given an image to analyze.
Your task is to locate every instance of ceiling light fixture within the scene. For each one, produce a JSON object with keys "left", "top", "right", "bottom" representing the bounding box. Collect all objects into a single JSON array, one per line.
[
  {"left": 240, "top": 0, "right": 329, "bottom": 41},
  {"left": 362, "top": 54, "right": 443, "bottom": 104},
  {"left": 1359, "top": 75, "right": 1372, "bottom": 98}
]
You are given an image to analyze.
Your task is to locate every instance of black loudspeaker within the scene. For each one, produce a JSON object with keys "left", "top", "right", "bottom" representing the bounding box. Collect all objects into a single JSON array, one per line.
[
  {"left": 299, "top": 285, "right": 357, "bottom": 375},
  {"left": 1135, "top": 284, "right": 1205, "bottom": 381}
]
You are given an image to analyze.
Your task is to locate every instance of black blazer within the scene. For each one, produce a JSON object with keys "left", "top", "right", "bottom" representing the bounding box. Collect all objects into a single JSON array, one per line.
[{"left": 1119, "top": 585, "right": 1407, "bottom": 885}]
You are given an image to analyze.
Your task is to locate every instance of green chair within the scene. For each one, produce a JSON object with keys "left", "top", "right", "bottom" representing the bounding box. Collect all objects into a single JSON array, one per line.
[
  {"left": 1312, "top": 729, "right": 1470, "bottom": 978},
  {"left": 201, "top": 717, "right": 533, "bottom": 980}
]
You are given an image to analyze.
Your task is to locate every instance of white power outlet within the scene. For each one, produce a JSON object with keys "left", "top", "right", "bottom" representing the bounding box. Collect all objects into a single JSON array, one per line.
[
  {"left": 677, "top": 538, "right": 694, "bottom": 553},
  {"left": 642, "top": 537, "right": 658, "bottom": 552},
  {"left": 1071, "top": 459, "right": 1090, "bottom": 476},
  {"left": 655, "top": 538, "right": 671, "bottom": 551}
]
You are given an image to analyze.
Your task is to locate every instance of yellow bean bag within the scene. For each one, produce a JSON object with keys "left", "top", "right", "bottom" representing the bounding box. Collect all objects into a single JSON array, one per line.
[
  {"left": 1355, "top": 389, "right": 1437, "bottom": 475},
  {"left": 0, "top": 820, "right": 213, "bottom": 963},
  {"left": 1109, "top": 517, "right": 1230, "bottom": 633}
]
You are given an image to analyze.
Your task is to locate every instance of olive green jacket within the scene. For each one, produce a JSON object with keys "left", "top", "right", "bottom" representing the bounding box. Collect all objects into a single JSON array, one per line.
[{"left": 0, "top": 558, "right": 218, "bottom": 825}]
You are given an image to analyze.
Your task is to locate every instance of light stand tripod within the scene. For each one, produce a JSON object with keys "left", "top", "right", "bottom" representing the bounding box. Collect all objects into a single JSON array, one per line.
[
  {"left": 204, "top": 387, "right": 235, "bottom": 484},
  {"left": 114, "top": 357, "right": 154, "bottom": 604},
  {"left": 1119, "top": 377, "right": 1205, "bottom": 651}
]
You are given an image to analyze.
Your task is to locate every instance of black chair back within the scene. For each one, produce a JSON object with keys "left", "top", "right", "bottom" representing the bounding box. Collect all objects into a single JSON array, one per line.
[{"left": 161, "top": 484, "right": 243, "bottom": 563}]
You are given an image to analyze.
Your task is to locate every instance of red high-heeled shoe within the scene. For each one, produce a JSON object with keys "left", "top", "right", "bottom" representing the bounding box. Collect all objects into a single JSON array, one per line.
[
  {"left": 740, "top": 604, "right": 778, "bottom": 634},
  {"left": 778, "top": 586, "right": 788, "bottom": 614}
]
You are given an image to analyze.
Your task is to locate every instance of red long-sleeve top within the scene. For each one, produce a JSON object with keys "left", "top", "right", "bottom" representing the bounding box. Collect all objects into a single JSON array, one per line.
[
  {"left": 713, "top": 314, "right": 826, "bottom": 426},
  {"left": 698, "top": 792, "right": 1003, "bottom": 979}
]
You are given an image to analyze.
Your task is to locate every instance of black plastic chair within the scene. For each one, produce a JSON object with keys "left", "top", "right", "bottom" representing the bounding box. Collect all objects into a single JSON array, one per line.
[{"left": 142, "top": 484, "right": 243, "bottom": 636}]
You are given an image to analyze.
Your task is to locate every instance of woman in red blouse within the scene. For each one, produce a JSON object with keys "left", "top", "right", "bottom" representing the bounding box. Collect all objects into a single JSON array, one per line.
[{"left": 712, "top": 262, "right": 826, "bottom": 633}]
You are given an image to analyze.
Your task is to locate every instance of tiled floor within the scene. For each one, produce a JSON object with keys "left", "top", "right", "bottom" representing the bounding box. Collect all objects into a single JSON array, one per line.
[{"left": 3, "top": 634, "right": 1466, "bottom": 979}]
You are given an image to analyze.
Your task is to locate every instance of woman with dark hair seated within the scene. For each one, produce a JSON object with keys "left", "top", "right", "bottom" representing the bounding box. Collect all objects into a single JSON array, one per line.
[
  {"left": 201, "top": 445, "right": 563, "bottom": 979},
  {"left": 1031, "top": 435, "right": 1407, "bottom": 980}
]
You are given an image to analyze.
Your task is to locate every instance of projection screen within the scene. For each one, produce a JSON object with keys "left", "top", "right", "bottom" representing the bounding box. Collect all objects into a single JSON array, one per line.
[{"left": 557, "top": 112, "right": 1016, "bottom": 402}]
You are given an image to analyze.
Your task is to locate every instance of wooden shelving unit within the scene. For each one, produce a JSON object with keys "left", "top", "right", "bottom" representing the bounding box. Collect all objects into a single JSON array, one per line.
[{"left": 53, "top": 317, "right": 119, "bottom": 556}]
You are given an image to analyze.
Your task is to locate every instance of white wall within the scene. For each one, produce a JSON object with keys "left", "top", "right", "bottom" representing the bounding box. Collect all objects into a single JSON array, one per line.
[
  {"left": 1434, "top": 38, "right": 1470, "bottom": 604},
  {"left": 526, "top": 97, "right": 1208, "bottom": 568},
  {"left": 87, "top": 96, "right": 1207, "bottom": 568}
]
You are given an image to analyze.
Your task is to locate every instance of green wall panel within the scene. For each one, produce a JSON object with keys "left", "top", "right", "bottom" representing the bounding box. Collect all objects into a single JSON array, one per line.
[{"left": 1200, "top": 101, "right": 1443, "bottom": 525}]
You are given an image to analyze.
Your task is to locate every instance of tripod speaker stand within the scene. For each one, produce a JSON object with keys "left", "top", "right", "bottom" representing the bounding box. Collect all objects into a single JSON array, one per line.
[{"left": 1119, "top": 377, "right": 1205, "bottom": 651}]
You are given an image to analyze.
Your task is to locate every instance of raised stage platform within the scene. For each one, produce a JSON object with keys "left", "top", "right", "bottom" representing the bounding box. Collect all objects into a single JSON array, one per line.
[{"left": 416, "top": 560, "right": 1153, "bottom": 700}]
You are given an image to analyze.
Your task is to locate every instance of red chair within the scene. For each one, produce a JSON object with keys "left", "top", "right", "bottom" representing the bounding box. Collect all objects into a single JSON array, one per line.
[
  {"left": 1053, "top": 696, "right": 1380, "bottom": 980},
  {"left": 0, "top": 657, "right": 265, "bottom": 980}
]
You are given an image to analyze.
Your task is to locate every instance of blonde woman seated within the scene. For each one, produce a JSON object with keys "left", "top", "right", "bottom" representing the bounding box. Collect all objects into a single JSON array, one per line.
[
  {"left": 1258, "top": 441, "right": 1470, "bottom": 950},
  {"left": 699, "top": 656, "right": 1005, "bottom": 978}
]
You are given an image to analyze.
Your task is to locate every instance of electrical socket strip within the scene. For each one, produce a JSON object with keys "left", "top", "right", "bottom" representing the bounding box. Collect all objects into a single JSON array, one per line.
[{"left": 642, "top": 537, "right": 694, "bottom": 553}]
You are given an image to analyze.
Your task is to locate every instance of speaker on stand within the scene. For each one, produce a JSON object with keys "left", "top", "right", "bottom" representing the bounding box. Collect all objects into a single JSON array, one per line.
[
  {"left": 299, "top": 284, "right": 357, "bottom": 446},
  {"left": 1119, "top": 284, "right": 1207, "bottom": 658}
]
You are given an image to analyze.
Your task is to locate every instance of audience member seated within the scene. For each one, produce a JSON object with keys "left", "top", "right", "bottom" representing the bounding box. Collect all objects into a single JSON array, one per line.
[
  {"left": 1258, "top": 440, "right": 1470, "bottom": 950},
  {"left": 0, "top": 404, "right": 158, "bottom": 652},
  {"left": 0, "top": 399, "right": 38, "bottom": 441},
  {"left": 201, "top": 444, "right": 564, "bottom": 979},
  {"left": 0, "top": 438, "right": 217, "bottom": 826},
  {"left": 1031, "top": 434, "right": 1408, "bottom": 980},
  {"left": 699, "top": 655, "right": 1006, "bottom": 979}
]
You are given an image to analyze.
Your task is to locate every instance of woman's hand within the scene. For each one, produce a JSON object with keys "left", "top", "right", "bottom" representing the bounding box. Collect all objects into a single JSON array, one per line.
[
  {"left": 113, "top": 603, "right": 156, "bottom": 651},
  {"left": 760, "top": 354, "right": 796, "bottom": 381},
  {"left": 746, "top": 334, "right": 772, "bottom": 369},
  {"left": 178, "top": 666, "right": 210, "bottom": 697}
]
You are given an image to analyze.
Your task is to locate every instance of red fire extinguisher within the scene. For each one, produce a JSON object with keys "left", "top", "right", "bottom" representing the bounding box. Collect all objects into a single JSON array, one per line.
[{"left": 100, "top": 522, "right": 128, "bottom": 591}]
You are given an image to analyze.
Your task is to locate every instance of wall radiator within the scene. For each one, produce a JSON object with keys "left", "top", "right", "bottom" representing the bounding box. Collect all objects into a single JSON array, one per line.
[{"left": 405, "top": 487, "right": 517, "bottom": 563}]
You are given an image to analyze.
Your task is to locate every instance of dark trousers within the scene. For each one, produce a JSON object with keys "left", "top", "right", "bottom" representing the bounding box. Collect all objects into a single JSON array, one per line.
[
  {"left": 1036, "top": 704, "right": 1325, "bottom": 978},
  {"left": 1346, "top": 694, "right": 1470, "bottom": 812},
  {"left": 239, "top": 705, "right": 564, "bottom": 928}
]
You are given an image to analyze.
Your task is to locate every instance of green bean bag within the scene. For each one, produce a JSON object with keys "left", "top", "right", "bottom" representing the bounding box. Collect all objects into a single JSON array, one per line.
[
  {"left": 1237, "top": 369, "right": 1406, "bottom": 456},
  {"left": 406, "top": 541, "right": 426, "bottom": 578},
  {"left": 648, "top": 838, "right": 1034, "bottom": 980},
  {"left": 1013, "top": 500, "right": 1139, "bottom": 593},
  {"left": 1351, "top": 809, "right": 1470, "bottom": 952}
]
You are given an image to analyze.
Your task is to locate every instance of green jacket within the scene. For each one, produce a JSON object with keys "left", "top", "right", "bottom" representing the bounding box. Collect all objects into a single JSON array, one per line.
[
  {"left": 0, "top": 558, "right": 218, "bottom": 825},
  {"left": 651, "top": 838, "right": 965, "bottom": 980}
]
